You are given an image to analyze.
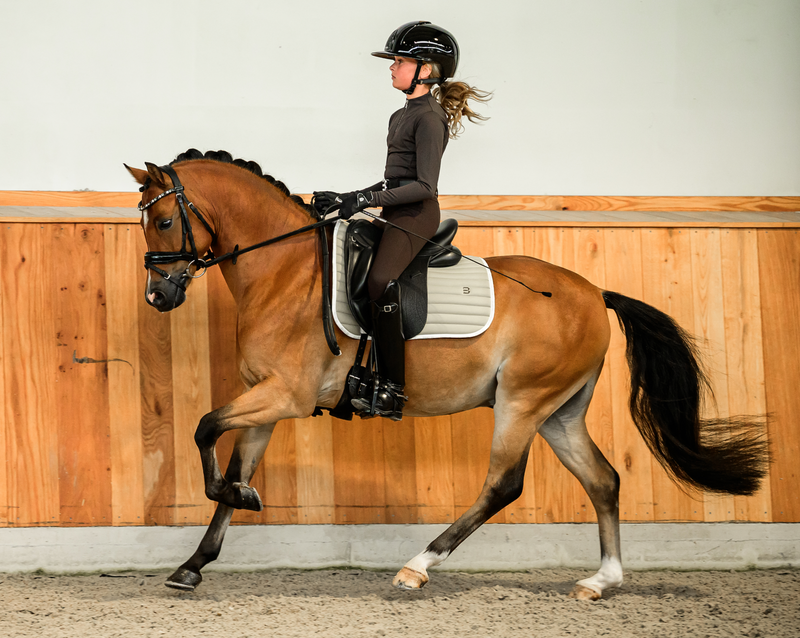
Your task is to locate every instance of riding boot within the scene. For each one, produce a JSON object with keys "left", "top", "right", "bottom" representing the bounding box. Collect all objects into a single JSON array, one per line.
[{"left": 351, "top": 280, "right": 407, "bottom": 421}]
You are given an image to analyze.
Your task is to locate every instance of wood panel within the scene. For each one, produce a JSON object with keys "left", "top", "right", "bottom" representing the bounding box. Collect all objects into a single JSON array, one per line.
[
  {"left": 104, "top": 225, "right": 146, "bottom": 525},
  {"left": 758, "top": 230, "right": 800, "bottom": 522},
  {"left": 0, "top": 221, "right": 794, "bottom": 526},
  {"left": 2, "top": 191, "right": 799, "bottom": 212},
  {"left": 137, "top": 263, "right": 176, "bottom": 526},
  {"left": 52, "top": 224, "right": 112, "bottom": 525},
  {"left": 602, "top": 229, "right": 654, "bottom": 521}
]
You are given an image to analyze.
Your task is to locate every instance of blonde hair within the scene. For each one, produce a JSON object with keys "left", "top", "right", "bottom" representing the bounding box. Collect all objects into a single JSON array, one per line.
[{"left": 427, "top": 62, "right": 492, "bottom": 139}]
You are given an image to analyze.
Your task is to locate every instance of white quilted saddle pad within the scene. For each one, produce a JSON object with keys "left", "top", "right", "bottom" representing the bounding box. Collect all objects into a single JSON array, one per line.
[{"left": 332, "top": 220, "right": 495, "bottom": 340}]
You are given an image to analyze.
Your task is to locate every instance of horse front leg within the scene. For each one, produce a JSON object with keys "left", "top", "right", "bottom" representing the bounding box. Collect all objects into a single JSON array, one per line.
[
  {"left": 166, "top": 423, "right": 273, "bottom": 590},
  {"left": 194, "top": 378, "right": 298, "bottom": 511}
]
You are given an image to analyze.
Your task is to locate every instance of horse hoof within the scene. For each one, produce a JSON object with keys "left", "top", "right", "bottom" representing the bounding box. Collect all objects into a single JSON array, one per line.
[
  {"left": 569, "top": 584, "right": 601, "bottom": 600},
  {"left": 231, "top": 482, "right": 263, "bottom": 512},
  {"left": 392, "top": 567, "right": 429, "bottom": 590},
  {"left": 165, "top": 567, "right": 202, "bottom": 591}
]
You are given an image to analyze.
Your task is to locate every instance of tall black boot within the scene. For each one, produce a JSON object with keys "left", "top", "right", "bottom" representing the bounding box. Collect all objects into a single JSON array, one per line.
[{"left": 351, "top": 280, "right": 407, "bottom": 421}]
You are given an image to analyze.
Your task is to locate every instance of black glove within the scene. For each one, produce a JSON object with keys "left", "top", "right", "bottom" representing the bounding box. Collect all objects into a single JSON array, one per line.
[
  {"left": 338, "top": 190, "right": 373, "bottom": 220},
  {"left": 312, "top": 191, "right": 340, "bottom": 216}
]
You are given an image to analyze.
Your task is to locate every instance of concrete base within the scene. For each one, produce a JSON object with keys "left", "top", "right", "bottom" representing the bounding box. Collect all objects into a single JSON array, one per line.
[{"left": 0, "top": 523, "right": 797, "bottom": 574}]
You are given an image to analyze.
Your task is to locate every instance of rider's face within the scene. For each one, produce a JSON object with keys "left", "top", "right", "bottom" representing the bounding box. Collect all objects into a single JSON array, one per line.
[{"left": 390, "top": 56, "right": 430, "bottom": 92}]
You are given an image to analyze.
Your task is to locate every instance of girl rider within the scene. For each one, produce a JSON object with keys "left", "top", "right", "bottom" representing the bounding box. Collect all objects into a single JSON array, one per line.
[{"left": 315, "top": 21, "right": 490, "bottom": 421}]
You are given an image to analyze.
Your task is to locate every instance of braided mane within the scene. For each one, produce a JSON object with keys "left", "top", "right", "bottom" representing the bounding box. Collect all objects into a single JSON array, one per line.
[{"left": 171, "top": 148, "right": 314, "bottom": 216}]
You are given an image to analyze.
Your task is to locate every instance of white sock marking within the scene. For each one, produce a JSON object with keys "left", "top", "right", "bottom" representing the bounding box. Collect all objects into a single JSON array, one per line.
[
  {"left": 405, "top": 549, "right": 449, "bottom": 574},
  {"left": 577, "top": 556, "right": 623, "bottom": 593}
]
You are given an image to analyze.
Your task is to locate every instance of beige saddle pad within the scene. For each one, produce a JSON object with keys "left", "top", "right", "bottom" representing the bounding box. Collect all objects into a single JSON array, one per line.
[{"left": 331, "top": 220, "right": 495, "bottom": 340}]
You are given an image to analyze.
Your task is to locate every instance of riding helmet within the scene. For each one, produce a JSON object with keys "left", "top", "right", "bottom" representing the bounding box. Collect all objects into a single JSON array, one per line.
[{"left": 372, "top": 21, "right": 460, "bottom": 82}]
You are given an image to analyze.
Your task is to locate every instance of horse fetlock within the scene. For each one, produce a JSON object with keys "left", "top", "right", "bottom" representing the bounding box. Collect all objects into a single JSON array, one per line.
[
  {"left": 165, "top": 566, "right": 203, "bottom": 591},
  {"left": 392, "top": 567, "right": 429, "bottom": 590}
]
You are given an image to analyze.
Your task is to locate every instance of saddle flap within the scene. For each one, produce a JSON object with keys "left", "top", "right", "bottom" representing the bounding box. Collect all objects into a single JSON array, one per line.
[
  {"left": 344, "top": 220, "right": 383, "bottom": 332},
  {"left": 342, "top": 218, "right": 462, "bottom": 338}
]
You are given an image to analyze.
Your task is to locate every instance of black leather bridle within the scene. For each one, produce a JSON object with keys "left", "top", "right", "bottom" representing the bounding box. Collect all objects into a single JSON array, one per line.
[
  {"left": 139, "top": 164, "right": 218, "bottom": 290},
  {"left": 138, "top": 165, "right": 343, "bottom": 356}
]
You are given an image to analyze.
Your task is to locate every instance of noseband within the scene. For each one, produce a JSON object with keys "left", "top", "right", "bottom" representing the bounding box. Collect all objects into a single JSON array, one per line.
[{"left": 139, "top": 165, "right": 217, "bottom": 290}]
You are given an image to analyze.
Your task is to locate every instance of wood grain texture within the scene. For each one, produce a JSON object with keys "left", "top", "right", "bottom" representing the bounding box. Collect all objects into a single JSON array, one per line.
[
  {"left": 104, "top": 225, "right": 146, "bottom": 526},
  {"left": 757, "top": 230, "right": 800, "bottom": 522},
  {"left": 3, "top": 191, "right": 798, "bottom": 212},
  {"left": 295, "top": 415, "right": 336, "bottom": 524},
  {"left": 688, "top": 229, "right": 736, "bottom": 522},
  {"left": 720, "top": 231, "right": 771, "bottom": 522},
  {"left": 332, "top": 417, "right": 386, "bottom": 524},
  {"left": 0, "top": 226, "right": 6, "bottom": 526},
  {"left": 602, "top": 229, "right": 655, "bottom": 521},
  {"left": 170, "top": 277, "right": 214, "bottom": 525},
  {"left": 0, "top": 221, "right": 796, "bottom": 526},
  {"left": 53, "top": 225, "right": 112, "bottom": 526},
  {"left": 414, "top": 416, "right": 455, "bottom": 524},
  {"left": 383, "top": 416, "right": 418, "bottom": 524},
  {"left": 137, "top": 273, "right": 176, "bottom": 526},
  {"left": 1, "top": 225, "right": 60, "bottom": 526},
  {"left": 640, "top": 229, "right": 703, "bottom": 522}
]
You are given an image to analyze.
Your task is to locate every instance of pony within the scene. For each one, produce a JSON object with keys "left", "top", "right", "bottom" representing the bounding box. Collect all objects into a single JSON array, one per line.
[{"left": 125, "top": 149, "right": 768, "bottom": 600}]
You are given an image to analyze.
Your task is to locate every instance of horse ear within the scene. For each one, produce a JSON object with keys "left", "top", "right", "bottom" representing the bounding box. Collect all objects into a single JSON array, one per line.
[
  {"left": 144, "top": 162, "right": 170, "bottom": 187},
  {"left": 124, "top": 163, "right": 150, "bottom": 186}
]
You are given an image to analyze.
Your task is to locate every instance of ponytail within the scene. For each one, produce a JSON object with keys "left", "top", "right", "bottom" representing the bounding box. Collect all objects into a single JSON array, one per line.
[{"left": 426, "top": 62, "right": 492, "bottom": 139}]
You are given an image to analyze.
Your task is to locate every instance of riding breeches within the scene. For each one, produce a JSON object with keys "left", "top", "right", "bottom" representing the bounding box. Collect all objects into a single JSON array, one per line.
[{"left": 367, "top": 200, "right": 440, "bottom": 301}]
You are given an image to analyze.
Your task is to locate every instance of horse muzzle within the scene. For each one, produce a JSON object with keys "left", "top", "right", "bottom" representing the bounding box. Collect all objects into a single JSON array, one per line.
[{"left": 145, "top": 277, "right": 188, "bottom": 312}]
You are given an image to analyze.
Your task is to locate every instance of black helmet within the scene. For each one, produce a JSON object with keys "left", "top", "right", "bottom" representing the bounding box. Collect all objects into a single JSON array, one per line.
[{"left": 372, "top": 21, "right": 460, "bottom": 83}]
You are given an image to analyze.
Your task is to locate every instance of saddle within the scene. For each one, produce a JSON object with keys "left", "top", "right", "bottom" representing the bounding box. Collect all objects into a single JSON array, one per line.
[{"left": 343, "top": 218, "right": 462, "bottom": 338}]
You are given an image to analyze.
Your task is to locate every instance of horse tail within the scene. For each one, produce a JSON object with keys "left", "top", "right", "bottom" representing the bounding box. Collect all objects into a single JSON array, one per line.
[{"left": 602, "top": 290, "right": 770, "bottom": 496}]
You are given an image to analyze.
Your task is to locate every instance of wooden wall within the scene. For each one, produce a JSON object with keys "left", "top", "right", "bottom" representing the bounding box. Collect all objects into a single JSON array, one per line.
[{"left": 1, "top": 221, "right": 798, "bottom": 527}]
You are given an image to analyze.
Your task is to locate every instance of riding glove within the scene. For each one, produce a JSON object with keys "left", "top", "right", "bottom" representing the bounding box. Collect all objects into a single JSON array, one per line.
[
  {"left": 312, "top": 191, "right": 340, "bottom": 216},
  {"left": 337, "top": 191, "right": 373, "bottom": 220}
]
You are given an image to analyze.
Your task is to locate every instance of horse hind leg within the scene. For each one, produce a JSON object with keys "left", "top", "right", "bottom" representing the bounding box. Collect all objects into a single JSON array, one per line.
[
  {"left": 393, "top": 395, "right": 548, "bottom": 590},
  {"left": 165, "top": 423, "right": 273, "bottom": 590},
  {"left": 538, "top": 371, "right": 623, "bottom": 600}
]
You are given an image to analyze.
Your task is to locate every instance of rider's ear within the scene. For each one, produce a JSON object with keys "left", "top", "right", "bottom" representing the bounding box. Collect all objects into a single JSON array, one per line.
[
  {"left": 144, "top": 162, "right": 170, "bottom": 188},
  {"left": 124, "top": 163, "right": 150, "bottom": 186}
]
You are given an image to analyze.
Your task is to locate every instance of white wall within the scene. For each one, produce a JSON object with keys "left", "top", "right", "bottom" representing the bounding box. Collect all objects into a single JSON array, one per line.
[{"left": 1, "top": 0, "right": 798, "bottom": 195}]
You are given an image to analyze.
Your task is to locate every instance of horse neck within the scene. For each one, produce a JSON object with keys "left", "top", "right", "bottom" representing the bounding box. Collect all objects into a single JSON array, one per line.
[{"left": 201, "top": 172, "right": 320, "bottom": 308}]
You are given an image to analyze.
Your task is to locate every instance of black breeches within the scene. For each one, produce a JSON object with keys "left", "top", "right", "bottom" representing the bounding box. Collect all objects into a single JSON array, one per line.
[{"left": 367, "top": 200, "right": 440, "bottom": 301}]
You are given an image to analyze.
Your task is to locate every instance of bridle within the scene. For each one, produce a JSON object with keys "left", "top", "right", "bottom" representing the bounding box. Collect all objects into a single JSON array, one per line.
[
  {"left": 139, "top": 164, "right": 218, "bottom": 290},
  {"left": 138, "top": 164, "right": 340, "bottom": 291}
]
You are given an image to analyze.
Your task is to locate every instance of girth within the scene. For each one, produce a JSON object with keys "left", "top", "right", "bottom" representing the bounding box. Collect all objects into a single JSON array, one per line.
[{"left": 343, "top": 218, "right": 462, "bottom": 338}]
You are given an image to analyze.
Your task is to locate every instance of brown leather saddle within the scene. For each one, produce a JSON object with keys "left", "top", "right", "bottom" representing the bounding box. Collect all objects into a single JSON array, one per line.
[{"left": 343, "top": 218, "right": 462, "bottom": 338}]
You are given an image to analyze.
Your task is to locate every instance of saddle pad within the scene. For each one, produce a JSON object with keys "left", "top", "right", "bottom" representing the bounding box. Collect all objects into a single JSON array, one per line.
[{"left": 332, "top": 220, "right": 495, "bottom": 340}]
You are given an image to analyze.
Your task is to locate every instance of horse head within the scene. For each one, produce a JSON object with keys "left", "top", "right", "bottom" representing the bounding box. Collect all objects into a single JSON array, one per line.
[{"left": 125, "top": 161, "right": 216, "bottom": 312}]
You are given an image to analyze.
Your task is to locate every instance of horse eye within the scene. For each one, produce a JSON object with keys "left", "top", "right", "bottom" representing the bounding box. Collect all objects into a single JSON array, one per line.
[{"left": 158, "top": 219, "right": 173, "bottom": 231}]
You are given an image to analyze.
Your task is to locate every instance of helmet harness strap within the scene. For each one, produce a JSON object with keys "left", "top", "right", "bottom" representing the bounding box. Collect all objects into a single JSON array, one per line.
[{"left": 402, "top": 60, "right": 424, "bottom": 95}]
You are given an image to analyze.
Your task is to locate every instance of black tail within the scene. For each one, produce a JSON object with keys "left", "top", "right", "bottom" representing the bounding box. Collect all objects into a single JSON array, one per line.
[{"left": 603, "top": 290, "right": 770, "bottom": 496}]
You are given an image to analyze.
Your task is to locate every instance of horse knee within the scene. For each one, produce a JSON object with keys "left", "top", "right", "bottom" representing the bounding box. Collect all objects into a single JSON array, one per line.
[{"left": 195, "top": 411, "right": 222, "bottom": 449}]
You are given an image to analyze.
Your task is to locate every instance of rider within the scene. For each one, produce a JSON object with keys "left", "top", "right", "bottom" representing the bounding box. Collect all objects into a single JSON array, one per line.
[{"left": 315, "top": 21, "right": 491, "bottom": 421}]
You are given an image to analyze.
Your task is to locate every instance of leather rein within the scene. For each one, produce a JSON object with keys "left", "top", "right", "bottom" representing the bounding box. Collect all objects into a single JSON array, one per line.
[{"left": 139, "top": 164, "right": 342, "bottom": 354}]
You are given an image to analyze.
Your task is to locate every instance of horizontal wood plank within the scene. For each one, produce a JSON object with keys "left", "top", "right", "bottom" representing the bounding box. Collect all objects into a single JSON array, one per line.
[{"left": 1, "top": 191, "right": 798, "bottom": 212}]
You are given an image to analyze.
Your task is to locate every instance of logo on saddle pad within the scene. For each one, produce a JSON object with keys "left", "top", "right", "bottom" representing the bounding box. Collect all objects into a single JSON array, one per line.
[{"left": 332, "top": 220, "right": 495, "bottom": 340}]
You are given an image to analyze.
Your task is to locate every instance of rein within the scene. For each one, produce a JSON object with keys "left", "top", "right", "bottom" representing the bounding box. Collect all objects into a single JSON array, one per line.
[
  {"left": 139, "top": 164, "right": 338, "bottom": 287},
  {"left": 139, "top": 165, "right": 342, "bottom": 355}
]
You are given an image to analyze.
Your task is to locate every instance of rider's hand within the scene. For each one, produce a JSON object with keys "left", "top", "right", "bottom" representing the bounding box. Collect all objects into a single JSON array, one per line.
[
  {"left": 338, "top": 191, "right": 373, "bottom": 220},
  {"left": 312, "top": 191, "right": 340, "bottom": 215}
]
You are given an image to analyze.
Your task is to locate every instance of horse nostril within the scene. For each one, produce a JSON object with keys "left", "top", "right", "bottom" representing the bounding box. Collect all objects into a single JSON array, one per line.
[{"left": 148, "top": 290, "right": 166, "bottom": 306}]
